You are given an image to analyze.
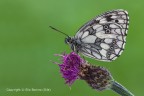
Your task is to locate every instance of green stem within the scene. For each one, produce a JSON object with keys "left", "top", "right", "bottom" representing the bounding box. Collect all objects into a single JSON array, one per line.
[{"left": 110, "top": 81, "right": 134, "bottom": 96}]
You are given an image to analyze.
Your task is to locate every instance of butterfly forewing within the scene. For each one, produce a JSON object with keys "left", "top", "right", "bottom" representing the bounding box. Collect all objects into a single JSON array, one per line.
[{"left": 75, "top": 9, "right": 129, "bottom": 61}]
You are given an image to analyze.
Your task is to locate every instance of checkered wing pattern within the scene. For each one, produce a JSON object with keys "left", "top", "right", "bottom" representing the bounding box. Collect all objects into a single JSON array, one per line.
[{"left": 75, "top": 9, "right": 129, "bottom": 61}]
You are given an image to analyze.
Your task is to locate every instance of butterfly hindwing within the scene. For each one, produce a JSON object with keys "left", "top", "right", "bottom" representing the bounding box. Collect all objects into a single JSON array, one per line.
[{"left": 75, "top": 9, "right": 129, "bottom": 61}]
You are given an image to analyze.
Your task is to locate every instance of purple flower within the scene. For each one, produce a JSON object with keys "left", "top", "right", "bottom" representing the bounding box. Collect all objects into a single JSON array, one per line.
[
  {"left": 58, "top": 52, "right": 85, "bottom": 86},
  {"left": 54, "top": 52, "right": 134, "bottom": 96}
]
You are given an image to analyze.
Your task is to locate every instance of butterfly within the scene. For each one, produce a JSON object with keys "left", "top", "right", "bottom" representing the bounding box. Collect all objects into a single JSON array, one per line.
[{"left": 50, "top": 9, "right": 129, "bottom": 62}]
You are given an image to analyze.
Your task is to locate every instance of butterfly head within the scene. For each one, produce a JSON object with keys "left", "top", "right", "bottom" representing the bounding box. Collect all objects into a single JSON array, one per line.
[
  {"left": 65, "top": 37, "right": 72, "bottom": 44},
  {"left": 49, "top": 26, "right": 76, "bottom": 51},
  {"left": 65, "top": 37, "right": 76, "bottom": 51}
]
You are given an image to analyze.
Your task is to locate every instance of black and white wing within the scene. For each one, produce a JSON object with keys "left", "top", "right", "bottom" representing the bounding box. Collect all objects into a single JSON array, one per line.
[{"left": 75, "top": 9, "right": 129, "bottom": 62}]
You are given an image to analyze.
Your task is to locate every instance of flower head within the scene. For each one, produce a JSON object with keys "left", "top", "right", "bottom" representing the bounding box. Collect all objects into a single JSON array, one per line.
[
  {"left": 58, "top": 52, "right": 85, "bottom": 86},
  {"left": 54, "top": 52, "right": 134, "bottom": 96},
  {"left": 55, "top": 52, "right": 113, "bottom": 89},
  {"left": 79, "top": 64, "right": 113, "bottom": 91}
]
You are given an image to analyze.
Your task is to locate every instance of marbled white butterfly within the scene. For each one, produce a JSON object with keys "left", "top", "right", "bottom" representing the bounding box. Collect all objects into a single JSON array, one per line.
[{"left": 50, "top": 9, "right": 129, "bottom": 62}]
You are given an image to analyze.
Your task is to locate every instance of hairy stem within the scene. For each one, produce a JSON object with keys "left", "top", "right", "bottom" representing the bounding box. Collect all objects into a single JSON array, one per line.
[{"left": 110, "top": 81, "right": 134, "bottom": 96}]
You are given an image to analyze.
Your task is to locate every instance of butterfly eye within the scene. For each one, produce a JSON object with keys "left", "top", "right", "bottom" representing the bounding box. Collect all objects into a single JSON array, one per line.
[
  {"left": 65, "top": 37, "right": 73, "bottom": 44},
  {"left": 65, "top": 38, "right": 69, "bottom": 44}
]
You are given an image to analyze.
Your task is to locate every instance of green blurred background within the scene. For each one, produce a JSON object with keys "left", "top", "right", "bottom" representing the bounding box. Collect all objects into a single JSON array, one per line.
[{"left": 0, "top": 0, "right": 143, "bottom": 96}]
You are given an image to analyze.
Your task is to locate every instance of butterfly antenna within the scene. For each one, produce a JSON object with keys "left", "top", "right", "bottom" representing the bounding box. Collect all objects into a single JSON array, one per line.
[{"left": 49, "top": 26, "right": 69, "bottom": 37}]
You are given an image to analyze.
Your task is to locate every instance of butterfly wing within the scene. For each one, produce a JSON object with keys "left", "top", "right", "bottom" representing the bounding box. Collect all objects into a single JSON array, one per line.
[{"left": 75, "top": 9, "right": 129, "bottom": 61}]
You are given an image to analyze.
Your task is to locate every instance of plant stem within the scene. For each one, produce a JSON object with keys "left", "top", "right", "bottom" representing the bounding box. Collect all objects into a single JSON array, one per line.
[{"left": 110, "top": 81, "right": 134, "bottom": 96}]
